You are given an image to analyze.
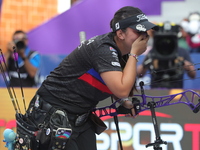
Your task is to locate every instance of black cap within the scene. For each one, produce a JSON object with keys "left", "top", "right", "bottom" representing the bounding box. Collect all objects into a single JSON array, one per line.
[{"left": 112, "top": 13, "right": 158, "bottom": 32}]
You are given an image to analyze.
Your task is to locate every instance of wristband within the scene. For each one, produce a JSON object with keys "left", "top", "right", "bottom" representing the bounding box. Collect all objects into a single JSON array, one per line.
[
  {"left": 128, "top": 53, "right": 138, "bottom": 62},
  {"left": 118, "top": 98, "right": 130, "bottom": 105}
]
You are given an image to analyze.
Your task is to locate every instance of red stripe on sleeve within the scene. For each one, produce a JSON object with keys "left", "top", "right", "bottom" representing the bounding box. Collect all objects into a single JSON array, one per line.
[{"left": 78, "top": 73, "right": 112, "bottom": 94}]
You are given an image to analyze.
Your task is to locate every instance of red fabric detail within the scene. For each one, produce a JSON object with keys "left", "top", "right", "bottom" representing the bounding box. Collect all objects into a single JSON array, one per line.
[{"left": 78, "top": 73, "right": 112, "bottom": 94}]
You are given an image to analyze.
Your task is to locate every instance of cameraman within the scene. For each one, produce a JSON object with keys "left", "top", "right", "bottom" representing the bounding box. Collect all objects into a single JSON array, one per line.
[
  {"left": 137, "top": 26, "right": 196, "bottom": 89},
  {"left": 3, "top": 30, "right": 41, "bottom": 87}
]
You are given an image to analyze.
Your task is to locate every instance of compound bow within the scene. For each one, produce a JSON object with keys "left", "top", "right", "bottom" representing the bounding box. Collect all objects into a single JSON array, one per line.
[{"left": 93, "top": 81, "right": 200, "bottom": 150}]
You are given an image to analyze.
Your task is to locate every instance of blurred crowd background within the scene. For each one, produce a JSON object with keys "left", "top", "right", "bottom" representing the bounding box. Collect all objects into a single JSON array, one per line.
[{"left": 1, "top": 1, "right": 200, "bottom": 150}]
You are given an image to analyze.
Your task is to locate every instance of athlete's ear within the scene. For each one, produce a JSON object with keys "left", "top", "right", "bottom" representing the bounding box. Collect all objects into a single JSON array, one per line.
[{"left": 116, "top": 29, "right": 125, "bottom": 40}]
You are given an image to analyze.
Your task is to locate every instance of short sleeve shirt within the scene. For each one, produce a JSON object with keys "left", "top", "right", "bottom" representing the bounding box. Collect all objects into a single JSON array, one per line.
[{"left": 42, "top": 33, "right": 122, "bottom": 113}]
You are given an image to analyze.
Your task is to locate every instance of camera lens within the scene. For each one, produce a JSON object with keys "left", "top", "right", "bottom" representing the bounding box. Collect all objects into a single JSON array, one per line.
[
  {"left": 155, "top": 36, "right": 176, "bottom": 55},
  {"left": 16, "top": 41, "right": 26, "bottom": 50}
]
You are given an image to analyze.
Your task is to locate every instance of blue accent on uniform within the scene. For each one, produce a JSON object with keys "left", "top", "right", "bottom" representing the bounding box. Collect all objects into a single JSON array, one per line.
[{"left": 87, "top": 68, "right": 106, "bottom": 84}]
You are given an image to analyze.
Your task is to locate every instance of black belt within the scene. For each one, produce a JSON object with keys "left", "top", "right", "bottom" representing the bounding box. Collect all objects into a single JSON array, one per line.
[
  {"left": 40, "top": 97, "right": 56, "bottom": 115},
  {"left": 67, "top": 111, "right": 90, "bottom": 127},
  {"left": 36, "top": 94, "right": 90, "bottom": 127}
]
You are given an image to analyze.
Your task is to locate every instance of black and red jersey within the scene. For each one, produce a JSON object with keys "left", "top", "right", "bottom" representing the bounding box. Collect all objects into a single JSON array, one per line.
[{"left": 42, "top": 33, "right": 122, "bottom": 113}]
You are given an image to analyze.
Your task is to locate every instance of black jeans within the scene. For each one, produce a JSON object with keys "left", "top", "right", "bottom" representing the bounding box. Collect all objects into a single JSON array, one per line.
[{"left": 66, "top": 126, "right": 97, "bottom": 150}]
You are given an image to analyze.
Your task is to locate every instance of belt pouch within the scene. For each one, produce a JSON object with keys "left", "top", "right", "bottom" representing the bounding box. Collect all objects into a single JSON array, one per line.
[
  {"left": 35, "top": 125, "right": 52, "bottom": 150},
  {"left": 15, "top": 113, "right": 39, "bottom": 150},
  {"left": 75, "top": 111, "right": 90, "bottom": 126},
  {"left": 90, "top": 113, "right": 107, "bottom": 135},
  {"left": 48, "top": 109, "right": 72, "bottom": 150},
  {"left": 24, "top": 95, "right": 55, "bottom": 149},
  {"left": 26, "top": 95, "right": 55, "bottom": 127}
]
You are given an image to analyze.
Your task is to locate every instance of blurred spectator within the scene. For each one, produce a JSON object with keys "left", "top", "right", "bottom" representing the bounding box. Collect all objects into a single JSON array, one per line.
[
  {"left": 3, "top": 30, "right": 41, "bottom": 87},
  {"left": 137, "top": 22, "right": 196, "bottom": 89},
  {"left": 180, "top": 12, "right": 200, "bottom": 53},
  {"left": 178, "top": 19, "right": 190, "bottom": 51}
]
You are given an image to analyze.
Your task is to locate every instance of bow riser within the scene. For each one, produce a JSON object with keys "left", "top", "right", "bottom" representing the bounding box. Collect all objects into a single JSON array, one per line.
[{"left": 94, "top": 89, "right": 200, "bottom": 117}]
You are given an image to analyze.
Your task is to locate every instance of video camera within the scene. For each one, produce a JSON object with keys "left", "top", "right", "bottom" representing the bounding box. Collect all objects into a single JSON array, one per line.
[
  {"left": 148, "top": 22, "right": 185, "bottom": 88},
  {"left": 151, "top": 21, "right": 180, "bottom": 60}
]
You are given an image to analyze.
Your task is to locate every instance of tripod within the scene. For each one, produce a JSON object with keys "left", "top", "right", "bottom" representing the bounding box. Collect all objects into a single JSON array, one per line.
[{"left": 145, "top": 101, "right": 167, "bottom": 150}]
